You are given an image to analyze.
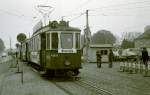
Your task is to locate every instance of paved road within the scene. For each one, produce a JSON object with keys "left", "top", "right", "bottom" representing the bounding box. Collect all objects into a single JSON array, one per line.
[
  {"left": 80, "top": 62, "right": 150, "bottom": 95},
  {"left": 0, "top": 58, "right": 150, "bottom": 95}
]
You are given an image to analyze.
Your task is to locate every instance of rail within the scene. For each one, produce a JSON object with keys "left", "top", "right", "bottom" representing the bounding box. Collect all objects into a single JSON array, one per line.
[{"left": 75, "top": 79, "right": 115, "bottom": 95}]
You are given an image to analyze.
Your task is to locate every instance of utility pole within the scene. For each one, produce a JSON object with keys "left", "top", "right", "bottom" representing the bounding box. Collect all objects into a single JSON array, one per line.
[
  {"left": 83, "top": 10, "right": 91, "bottom": 62},
  {"left": 86, "top": 10, "right": 89, "bottom": 28}
]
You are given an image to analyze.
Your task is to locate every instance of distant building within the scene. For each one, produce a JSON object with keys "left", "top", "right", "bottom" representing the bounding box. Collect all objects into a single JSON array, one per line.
[
  {"left": 134, "top": 25, "right": 150, "bottom": 48},
  {"left": 87, "top": 44, "right": 113, "bottom": 63}
]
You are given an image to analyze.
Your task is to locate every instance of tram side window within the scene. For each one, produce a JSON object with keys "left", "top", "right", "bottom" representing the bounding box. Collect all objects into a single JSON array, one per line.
[
  {"left": 30, "top": 40, "right": 32, "bottom": 51},
  {"left": 52, "top": 33, "right": 58, "bottom": 49},
  {"left": 32, "top": 38, "right": 34, "bottom": 51},
  {"left": 41, "top": 33, "right": 46, "bottom": 50},
  {"left": 46, "top": 33, "right": 50, "bottom": 49},
  {"left": 76, "top": 33, "right": 80, "bottom": 49},
  {"left": 36, "top": 37, "right": 38, "bottom": 50},
  {"left": 33, "top": 38, "right": 35, "bottom": 51},
  {"left": 38, "top": 37, "right": 40, "bottom": 50},
  {"left": 29, "top": 40, "right": 31, "bottom": 51}
]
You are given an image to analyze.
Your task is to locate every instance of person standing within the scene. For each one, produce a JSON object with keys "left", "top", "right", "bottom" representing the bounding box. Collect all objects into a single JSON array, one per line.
[
  {"left": 109, "top": 49, "right": 114, "bottom": 68},
  {"left": 96, "top": 50, "right": 102, "bottom": 68},
  {"left": 142, "top": 47, "right": 149, "bottom": 76}
]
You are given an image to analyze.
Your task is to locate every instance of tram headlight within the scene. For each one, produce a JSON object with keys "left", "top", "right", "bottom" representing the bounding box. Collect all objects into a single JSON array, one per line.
[{"left": 64, "top": 61, "right": 71, "bottom": 66}]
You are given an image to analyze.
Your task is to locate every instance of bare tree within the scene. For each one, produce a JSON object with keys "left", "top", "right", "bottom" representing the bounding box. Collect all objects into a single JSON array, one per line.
[
  {"left": 121, "top": 31, "right": 142, "bottom": 48},
  {"left": 121, "top": 31, "right": 142, "bottom": 41}
]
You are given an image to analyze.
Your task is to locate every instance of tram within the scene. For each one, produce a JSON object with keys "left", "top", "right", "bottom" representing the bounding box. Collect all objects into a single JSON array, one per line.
[{"left": 22, "top": 20, "right": 82, "bottom": 76}]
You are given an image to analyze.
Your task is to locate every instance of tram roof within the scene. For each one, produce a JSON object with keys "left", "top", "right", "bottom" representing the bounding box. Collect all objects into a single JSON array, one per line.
[
  {"left": 33, "top": 21, "right": 81, "bottom": 35},
  {"left": 33, "top": 25, "right": 81, "bottom": 35}
]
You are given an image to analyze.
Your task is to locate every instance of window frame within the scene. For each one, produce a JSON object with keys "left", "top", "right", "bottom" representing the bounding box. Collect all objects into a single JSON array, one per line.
[
  {"left": 75, "top": 33, "right": 81, "bottom": 49},
  {"left": 60, "top": 33, "right": 74, "bottom": 49},
  {"left": 51, "top": 32, "right": 59, "bottom": 50},
  {"left": 46, "top": 33, "right": 51, "bottom": 50}
]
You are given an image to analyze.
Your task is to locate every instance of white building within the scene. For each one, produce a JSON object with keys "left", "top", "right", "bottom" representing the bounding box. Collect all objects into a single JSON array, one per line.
[{"left": 87, "top": 44, "right": 113, "bottom": 63}]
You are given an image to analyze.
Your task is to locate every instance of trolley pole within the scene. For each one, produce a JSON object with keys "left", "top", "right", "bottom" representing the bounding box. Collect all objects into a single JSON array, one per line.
[{"left": 86, "top": 10, "right": 89, "bottom": 28}]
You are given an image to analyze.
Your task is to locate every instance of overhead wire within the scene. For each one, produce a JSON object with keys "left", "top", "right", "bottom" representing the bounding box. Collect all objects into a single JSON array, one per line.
[
  {"left": 62, "top": 0, "right": 150, "bottom": 22},
  {"left": 0, "top": 8, "right": 34, "bottom": 22},
  {"left": 90, "top": 0, "right": 150, "bottom": 11},
  {"left": 69, "top": 12, "right": 85, "bottom": 22},
  {"left": 67, "top": 0, "right": 93, "bottom": 14},
  {"left": 1, "top": 0, "right": 150, "bottom": 24},
  {"left": 88, "top": 1, "right": 150, "bottom": 16},
  {"left": 0, "top": 9, "right": 24, "bottom": 18},
  {"left": 63, "top": 12, "right": 85, "bottom": 18},
  {"left": 89, "top": 5, "right": 150, "bottom": 17}
]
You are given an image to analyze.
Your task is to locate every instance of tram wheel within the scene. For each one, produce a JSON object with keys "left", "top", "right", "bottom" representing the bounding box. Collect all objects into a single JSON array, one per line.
[
  {"left": 47, "top": 70, "right": 55, "bottom": 77},
  {"left": 73, "top": 69, "right": 79, "bottom": 76}
]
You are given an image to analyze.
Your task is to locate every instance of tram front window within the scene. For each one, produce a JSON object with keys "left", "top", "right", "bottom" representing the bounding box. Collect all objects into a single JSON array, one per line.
[
  {"left": 52, "top": 33, "right": 58, "bottom": 49},
  {"left": 61, "top": 33, "right": 73, "bottom": 49}
]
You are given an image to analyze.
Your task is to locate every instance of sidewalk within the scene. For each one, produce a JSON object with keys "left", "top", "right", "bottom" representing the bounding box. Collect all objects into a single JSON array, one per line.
[{"left": 0, "top": 60, "right": 68, "bottom": 95}]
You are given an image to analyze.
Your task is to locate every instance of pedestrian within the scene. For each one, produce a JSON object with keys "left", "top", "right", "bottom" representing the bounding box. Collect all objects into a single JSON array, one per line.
[
  {"left": 96, "top": 50, "right": 102, "bottom": 68},
  {"left": 109, "top": 49, "right": 114, "bottom": 68},
  {"left": 142, "top": 47, "right": 149, "bottom": 76}
]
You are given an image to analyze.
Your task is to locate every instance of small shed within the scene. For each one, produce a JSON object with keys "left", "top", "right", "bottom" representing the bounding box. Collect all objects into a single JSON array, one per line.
[{"left": 88, "top": 44, "right": 113, "bottom": 63}]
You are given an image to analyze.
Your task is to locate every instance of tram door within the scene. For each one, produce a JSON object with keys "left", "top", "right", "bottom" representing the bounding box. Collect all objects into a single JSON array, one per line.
[{"left": 40, "top": 33, "right": 46, "bottom": 70}]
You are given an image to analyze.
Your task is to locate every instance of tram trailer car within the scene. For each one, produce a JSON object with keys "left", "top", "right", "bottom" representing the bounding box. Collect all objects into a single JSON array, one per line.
[
  {"left": 22, "top": 39, "right": 30, "bottom": 62},
  {"left": 22, "top": 20, "right": 82, "bottom": 76}
]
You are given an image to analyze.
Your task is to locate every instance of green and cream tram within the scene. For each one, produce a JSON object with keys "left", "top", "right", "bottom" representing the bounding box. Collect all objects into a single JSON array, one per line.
[{"left": 23, "top": 21, "right": 82, "bottom": 76}]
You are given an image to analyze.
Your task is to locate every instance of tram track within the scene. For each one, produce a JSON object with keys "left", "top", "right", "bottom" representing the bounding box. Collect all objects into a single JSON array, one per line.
[
  {"left": 51, "top": 78, "right": 115, "bottom": 95},
  {"left": 75, "top": 79, "right": 115, "bottom": 95},
  {"left": 29, "top": 62, "right": 149, "bottom": 95},
  {"left": 81, "top": 66, "right": 150, "bottom": 95},
  {"left": 52, "top": 81, "right": 75, "bottom": 95},
  {"left": 31, "top": 66, "right": 114, "bottom": 95},
  {"left": 83, "top": 65, "right": 150, "bottom": 84},
  {"left": 30, "top": 66, "right": 75, "bottom": 95}
]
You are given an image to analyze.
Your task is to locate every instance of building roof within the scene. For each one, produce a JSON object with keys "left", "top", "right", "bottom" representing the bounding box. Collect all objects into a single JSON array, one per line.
[{"left": 90, "top": 44, "right": 113, "bottom": 48}]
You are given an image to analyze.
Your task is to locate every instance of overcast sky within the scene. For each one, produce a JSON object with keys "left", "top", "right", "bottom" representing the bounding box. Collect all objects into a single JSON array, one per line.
[{"left": 0, "top": 0, "right": 150, "bottom": 48}]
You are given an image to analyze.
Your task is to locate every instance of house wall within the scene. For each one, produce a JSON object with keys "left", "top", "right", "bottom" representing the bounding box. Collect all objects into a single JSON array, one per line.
[
  {"left": 135, "top": 39, "right": 150, "bottom": 55},
  {"left": 135, "top": 39, "right": 150, "bottom": 48},
  {"left": 88, "top": 47, "right": 112, "bottom": 63}
]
